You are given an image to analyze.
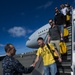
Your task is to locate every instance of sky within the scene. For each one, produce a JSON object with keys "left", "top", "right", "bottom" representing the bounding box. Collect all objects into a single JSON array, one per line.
[{"left": 0, "top": 0, "right": 74, "bottom": 55}]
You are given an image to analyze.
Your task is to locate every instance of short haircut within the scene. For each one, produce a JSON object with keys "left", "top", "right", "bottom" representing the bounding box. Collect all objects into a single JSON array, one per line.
[
  {"left": 37, "top": 37, "right": 44, "bottom": 41},
  {"left": 4, "top": 43, "right": 13, "bottom": 52},
  {"left": 49, "top": 19, "right": 53, "bottom": 21}
]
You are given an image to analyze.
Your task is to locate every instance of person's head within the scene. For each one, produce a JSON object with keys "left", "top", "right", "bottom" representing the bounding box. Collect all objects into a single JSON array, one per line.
[
  {"left": 65, "top": 2, "right": 70, "bottom": 7},
  {"left": 37, "top": 37, "right": 44, "bottom": 47},
  {"left": 55, "top": 7, "right": 59, "bottom": 13},
  {"left": 49, "top": 19, "right": 55, "bottom": 26},
  {"left": 60, "top": 4, "right": 64, "bottom": 8},
  {"left": 4, "top": 43, "right": 16, "bottom": 56}
]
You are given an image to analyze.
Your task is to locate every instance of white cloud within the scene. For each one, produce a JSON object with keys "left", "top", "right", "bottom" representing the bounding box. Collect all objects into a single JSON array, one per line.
[
  {"left": 8, "top": 26, "right": 34, "bottom": 37},
  {"left": 37, "top": 1, "right": 53, "bottom": 9},
  {"left": 0, "top": 44, "right": 5, "bottom": 47},
  {"left": 8, "top": 27, "right": 26, "bottom": 37}
]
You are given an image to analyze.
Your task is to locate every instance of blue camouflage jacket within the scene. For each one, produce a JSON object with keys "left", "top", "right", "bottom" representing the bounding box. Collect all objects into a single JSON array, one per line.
[{"left": 2, "top": 55, "right": 34, "bottom": 75}]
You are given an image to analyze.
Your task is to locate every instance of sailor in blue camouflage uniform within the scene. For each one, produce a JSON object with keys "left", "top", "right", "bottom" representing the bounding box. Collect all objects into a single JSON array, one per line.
[{"left": 2, "top": 43, "right": 35, "bottom": 75}]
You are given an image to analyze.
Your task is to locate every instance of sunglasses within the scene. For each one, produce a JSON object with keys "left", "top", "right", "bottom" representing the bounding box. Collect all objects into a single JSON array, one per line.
[
  {"left": 49, "top": 21, "right": 53, "bottom": 24},
  {"left": 10, "top": 47, "right": 16, "bottom": 51}
]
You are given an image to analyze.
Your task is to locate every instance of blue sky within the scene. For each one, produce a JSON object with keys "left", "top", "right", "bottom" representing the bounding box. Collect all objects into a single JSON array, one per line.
[{"left": 0, "top": 0, "right": 73, "bottom": 55}]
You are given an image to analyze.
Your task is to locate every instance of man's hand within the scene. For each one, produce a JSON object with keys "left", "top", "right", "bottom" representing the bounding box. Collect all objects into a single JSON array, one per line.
[
  {"left": 58, "top": 57, "right": 62, "bottom": 62},
  {"left": 64, "top": 24, "right": 66, "bottom": 27},
  {"left": 30, "top": 63, "right": 36, "bottom": 67}
]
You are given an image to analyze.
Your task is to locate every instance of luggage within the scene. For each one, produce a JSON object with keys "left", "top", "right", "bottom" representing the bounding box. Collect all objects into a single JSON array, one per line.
[
  {"left": 64, "top": 27, "right": 69, "bottom": 42},
  {"left": 64, "top": 28, "right": 69, "bottom": 37},
  {"left": 53, "top": 41, "right": 68, "bottom": 56},
  {"left": 59, "top": 41, "right": 68, "bottom": 54},
  {"left": 47, "top": 41, "right": 68, "bottom": 57},
  {"left": 66, "top": 15, "right": 70, "bottom": 21}
]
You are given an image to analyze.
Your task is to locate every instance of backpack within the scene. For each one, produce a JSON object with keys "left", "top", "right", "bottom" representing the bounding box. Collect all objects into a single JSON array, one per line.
[
  {"left": 46, "top": 44, "right": 58, "bottom": 58},
  {"left": 59, "top": 41, "right": 68, "bottom": 54},
  {"left": 64, "top": 28, "right": 69, "bottom": 37},
  {"left": 47, "top": 41, "right": 68, "bottom": 57},
  {"left": 66, "top": 15, "right": 70, "bottom": 21},
  {"left": 52, "top": 41, "right": 68, "bottom": 56}
]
